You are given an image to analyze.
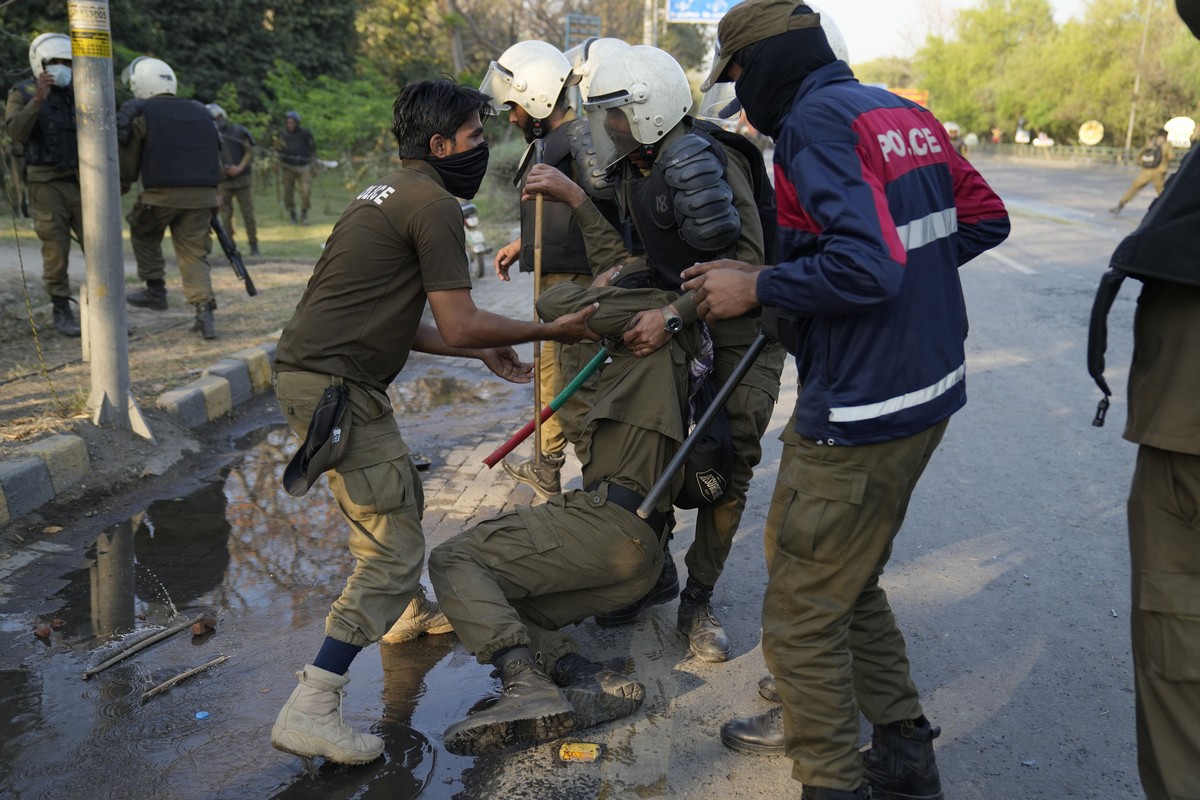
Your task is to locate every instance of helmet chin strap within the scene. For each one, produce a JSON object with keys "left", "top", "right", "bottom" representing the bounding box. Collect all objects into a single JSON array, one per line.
[{"left": 526, "top": 117, "right": 547, "bottom": 142}]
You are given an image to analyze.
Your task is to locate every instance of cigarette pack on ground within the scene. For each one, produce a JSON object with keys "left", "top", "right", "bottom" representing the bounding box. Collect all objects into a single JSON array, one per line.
[{"left": 558, "top": 742, "right": 602, "bottom": 762}]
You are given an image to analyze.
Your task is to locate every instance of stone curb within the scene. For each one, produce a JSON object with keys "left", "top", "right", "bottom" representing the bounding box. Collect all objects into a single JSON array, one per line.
[{"left": 0, "top": 340, "right": 278, "bottom": 527}]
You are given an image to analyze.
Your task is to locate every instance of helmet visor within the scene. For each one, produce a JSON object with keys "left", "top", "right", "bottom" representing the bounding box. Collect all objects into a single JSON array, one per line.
[
  {"left": 478, "top": 61, "right": 517, "bottom": 118},
  {"left": 584, "top": 91, "right": 641, "bottom": 168},
  {"left": 698, "top": 83, "right": 742, "bottom": 123}
]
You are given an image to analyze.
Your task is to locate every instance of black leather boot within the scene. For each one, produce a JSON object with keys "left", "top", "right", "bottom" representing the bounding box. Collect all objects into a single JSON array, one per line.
[
  {"left": 249, "top": 240, "right": 261, "bottom": 256},
  {"left": 442, "top": 646, "right": 575, "bottom": 756},
  {"left": 759, "top": 673, "right": 781, "bottom": 703},
  {"left": 676, "top": 577, "right": 730, "bottom": 662},
  {"left": 720, "top": 705, "right": 785, "bottom": 755},
  {"left": 862, "top": 715, "right": 944, "bottom": 800},
  {"left": 51, "top": 296, "right": 81, "bottom": 337},
  {"left": 127, "top": 280, "right": 168, "bottom": 311},
  {"left": 551, "top": 652, "right": 645, "bottom": 730},
  {"left": 595, "top": 545, "right": 679, "bottom": 626},
  {"left": 192, "top": 300, "right": 218, "bottom": 340}
]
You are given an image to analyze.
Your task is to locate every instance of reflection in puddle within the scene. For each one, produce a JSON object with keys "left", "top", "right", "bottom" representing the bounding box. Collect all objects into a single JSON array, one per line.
[
  {"left": 0, "top": 422, "right": 501, "bottom": 800},
  {"left": 389, "top": 374, "right": 498, "bottom": 416}
]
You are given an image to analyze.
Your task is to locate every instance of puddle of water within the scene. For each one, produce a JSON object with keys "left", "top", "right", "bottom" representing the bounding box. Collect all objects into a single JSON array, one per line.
[{"left": 0, "top": 413, "right": 507, "bottom": 800}]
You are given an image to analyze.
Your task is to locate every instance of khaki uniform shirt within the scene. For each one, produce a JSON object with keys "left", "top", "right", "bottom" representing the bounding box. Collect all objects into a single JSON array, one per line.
[
  {"left": 275, "top": 160, "right": 473, "bottom": 392},
  {"left": 1124, "top": 281, "right": 1200, "bottom": 456},
  {"left": 538, "top": 283, "right": 701, "bottom": 515}
]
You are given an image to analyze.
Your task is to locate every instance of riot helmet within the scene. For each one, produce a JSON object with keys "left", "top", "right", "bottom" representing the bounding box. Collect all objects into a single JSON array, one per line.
[
  {"left": 479, "top": 40, "right": 577, "bottom": 139},
  {"left": 126, "top": 56, "right": 177, "bottom": 99},
  {"left": 583, "top": 45, "right": 693, "bottom": 167},
  {"left": 29, "top": 33, "right": 72, "bottom": 87},
  {"left": 564, "top": 37, "right": 632, "bottom": 108}
]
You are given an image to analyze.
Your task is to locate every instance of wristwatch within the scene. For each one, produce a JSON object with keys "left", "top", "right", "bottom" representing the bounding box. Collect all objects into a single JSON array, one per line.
[{"left": 662, "top": 307, "right": 684, "bottom": 334}]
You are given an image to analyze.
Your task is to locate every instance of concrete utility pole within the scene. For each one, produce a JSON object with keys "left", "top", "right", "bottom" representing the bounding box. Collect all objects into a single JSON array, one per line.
[
  {"left": 644, "top": 0, "right": 658, "bottom": 46},
  {"left": 1124, "top": 0, "right": 1154, "bottom": 152},
  {"left": 68, "top": 0, "right": 153, "bottom": 440}
]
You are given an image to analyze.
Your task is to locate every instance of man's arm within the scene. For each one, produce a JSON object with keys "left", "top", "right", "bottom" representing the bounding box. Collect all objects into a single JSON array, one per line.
[
  {"left": 426, "top": 287, "right": 599, "bottom": 349},
  {"left": 118, "top": 114, "right": 146, "bottom": 192},
  {"left": 5, "top": 84, "right": 42, "bottom": 144},
  {"left": 524, "top": 163, "right": 631, "bottom": 274},
  {"left": 412, "top": 321, "right": 532, "bottom": 383}
]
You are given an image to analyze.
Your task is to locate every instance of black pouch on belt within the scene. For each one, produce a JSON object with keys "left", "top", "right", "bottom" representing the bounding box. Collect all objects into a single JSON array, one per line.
[{"left": 282, "top": 383, "right": 351, "bottom": 496}]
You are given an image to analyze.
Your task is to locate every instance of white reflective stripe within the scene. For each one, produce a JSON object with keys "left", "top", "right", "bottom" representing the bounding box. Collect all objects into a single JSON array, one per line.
[
  {"left": 828, "top": 364, "right": 965, "bottom": 423},
  {"left": 893, "top": 208, "right": 958, "bottom": 252}
]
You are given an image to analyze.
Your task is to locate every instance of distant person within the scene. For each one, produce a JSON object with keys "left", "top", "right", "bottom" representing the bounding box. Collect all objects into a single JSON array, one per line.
[
  {"left": 944, "top": 121, "right": 967, "bottom": 158},
  {"left": 991, "top": 126, "right": 1002, "bottom": 144},
  {"left": 274, "top": 110, "right": 316, "bottom": 225},
  {"left": 4, "top": 33, "right": 82, "bottom": 337},
  {"left": 1110, "top": 129, "right": 1173, "bottom": 216},
  {"left": 118, "top": 57, "right": 222, "bottom": 339},
  {"left": 207, "top": 104, "right": 259, "bottom": 256}
]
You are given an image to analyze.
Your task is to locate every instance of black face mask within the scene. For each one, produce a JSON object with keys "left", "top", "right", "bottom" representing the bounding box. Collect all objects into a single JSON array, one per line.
[{"left": 425, "top": 142, "right": 490, "bottom": 199}]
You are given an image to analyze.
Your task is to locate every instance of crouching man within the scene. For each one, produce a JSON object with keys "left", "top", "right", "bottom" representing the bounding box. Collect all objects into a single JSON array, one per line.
[{"left": 430, "top": 278, "right": 698, "bottom": 755}]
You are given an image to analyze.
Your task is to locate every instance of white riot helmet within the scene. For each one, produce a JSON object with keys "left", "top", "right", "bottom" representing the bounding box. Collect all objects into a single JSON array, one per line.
[
  {"left": 29, "top": 33, "right": 72, "bottom": 78},
  {"left": 564, "top": 37, "right": 632, "bottom": 104},
  {"left": 699, "top": 2, "right": 848, "bottom": 123},
  {"left": 206, "top": 103, "right": 226, "bottom": 121},
  {"left": 127, "top": 56, "right": 177, "bottom": 99},
  {"left": 479, "top": 41, "right": 575, "bottom": 123},
  {"left": 584, "top": 45, "right": 692, "bottom": 166}
]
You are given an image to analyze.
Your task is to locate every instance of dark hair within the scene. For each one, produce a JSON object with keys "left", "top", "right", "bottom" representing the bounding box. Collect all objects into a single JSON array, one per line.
[{"left": 392, "top": 79, "right": 490, "bottom": 159}]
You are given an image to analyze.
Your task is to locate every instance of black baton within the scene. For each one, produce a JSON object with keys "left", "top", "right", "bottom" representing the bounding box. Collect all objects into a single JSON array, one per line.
[{"left": 638, "top": 332, "right": 769, "bottom": 518}]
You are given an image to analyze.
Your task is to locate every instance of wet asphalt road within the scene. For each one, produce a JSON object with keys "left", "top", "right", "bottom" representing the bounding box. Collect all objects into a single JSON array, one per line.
[{"left": 0, "top": 154, "right": 1163, "bottom": 799}]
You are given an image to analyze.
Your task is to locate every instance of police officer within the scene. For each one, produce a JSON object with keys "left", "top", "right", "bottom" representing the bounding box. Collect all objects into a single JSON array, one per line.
[
  {"left": 207, "top": 104, "right": 259, "bottom": 256},
  {"left": 269, "top": 79, "right": 598, "bottom": 767},
  {"left": 4, "top": 33, "right": 83, "bottom": 337},
  {"left": 274, "top": 110, "right": 316, "bottom": 225},
  {"left": 686, "top": 3, "right": 1010, "bottom": 797},
  {"left": 524, "top": 45, "right": 786, "bottom": 664},
  {"left": 1111, "top": 128, "right": 1174, "bottom": 216},
  {"left": 481, "top": 39, "right": 628, "bottom": 499},
  {"left": 430, "top": 279, "right": 699, "bottom": 755},
  {"left": 118, "top": 57, "right": 222, "bottom": 339}
]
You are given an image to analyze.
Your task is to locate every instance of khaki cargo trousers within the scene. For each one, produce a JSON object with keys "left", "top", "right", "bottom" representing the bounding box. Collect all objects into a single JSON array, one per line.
[
  {"left": 534, "top": 272, "right": 601, "bottom": 458},
  {"left": 1128, "top": 444, "right": 1200, "bottom": 800},
  {"left": 763, "top": 417, "right": 948, "bottom": 791},
  {"left": 29, "top": 178, "right": 83, "bottom": 298},
  {"left": 274, "top": 369, "right": 423, "bottom": 647},
  {"left": 128, "top": 204, "right": 215, "bottom": 305},
  {"left": 429, "top": 482, "right": 666, "bottom": 672}
]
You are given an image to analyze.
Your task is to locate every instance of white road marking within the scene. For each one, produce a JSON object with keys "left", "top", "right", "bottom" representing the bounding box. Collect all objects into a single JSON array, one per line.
[{"left": 987, "top": 248, "right": 1038, "bottom": 275}]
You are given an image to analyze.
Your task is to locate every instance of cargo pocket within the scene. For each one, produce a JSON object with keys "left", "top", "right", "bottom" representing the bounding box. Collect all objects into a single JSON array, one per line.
[
  {"left": 332, "top": 459, "right": 416, "bottom": 522},
  {"left": 772, "top": 448, "right": 868, "bottom": 565},
  {"left": 126, "top": 202, "right": 158, "bottom": 236},
  {"left": 1139, "top": 570, "right": 1200, "bottom": 682}
]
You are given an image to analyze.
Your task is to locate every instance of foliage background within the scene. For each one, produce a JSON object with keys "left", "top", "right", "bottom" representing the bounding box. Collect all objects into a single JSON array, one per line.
[{"left": 3, "top": 0, "right": 1198, "bottom": 157}]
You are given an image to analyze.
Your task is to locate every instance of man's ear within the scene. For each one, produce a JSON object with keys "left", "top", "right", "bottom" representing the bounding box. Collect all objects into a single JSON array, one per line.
[{"left": 428, "top": 133, "right": 449, "bottom": 158}]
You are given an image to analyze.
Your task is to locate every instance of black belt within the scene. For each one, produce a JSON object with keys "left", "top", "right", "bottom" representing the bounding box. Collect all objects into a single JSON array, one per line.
[{"left": 585, "top": 481, "right": 669, "bottom": 534}]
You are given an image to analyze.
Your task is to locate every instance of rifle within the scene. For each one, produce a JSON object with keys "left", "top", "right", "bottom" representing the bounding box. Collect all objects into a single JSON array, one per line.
[{"left": 210, "top": 215, "right": 257, "bottom": 296}]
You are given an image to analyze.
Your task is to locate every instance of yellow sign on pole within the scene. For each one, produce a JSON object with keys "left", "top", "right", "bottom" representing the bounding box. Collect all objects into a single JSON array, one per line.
[{"left": 69, "top": 1, "right": 113, "bottom": 59}]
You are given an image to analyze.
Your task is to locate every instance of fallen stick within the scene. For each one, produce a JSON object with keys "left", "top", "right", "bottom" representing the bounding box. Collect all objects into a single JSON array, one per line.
[
  {"left": 140, "top": 655, "right": 230, "bottom": 703},
  {"left": 82, "top": 614, "right": 208, "bottom": 680}
]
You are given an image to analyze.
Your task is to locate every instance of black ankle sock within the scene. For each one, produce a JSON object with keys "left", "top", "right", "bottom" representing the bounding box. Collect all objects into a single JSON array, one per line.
[{"left": 312, "top": 637, "right": 363, "bottom": 675}]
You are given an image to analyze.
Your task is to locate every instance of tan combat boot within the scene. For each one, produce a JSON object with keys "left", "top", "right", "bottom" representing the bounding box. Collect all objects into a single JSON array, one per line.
[
  {"left": 271, "top": 664, "right": 384, "bottom": 764},
  {"left": 501, "top": 452, "right": 565, "bottom": 500},
  {"left": 381, "top": 586, "right": 454, "bottom": 644}
]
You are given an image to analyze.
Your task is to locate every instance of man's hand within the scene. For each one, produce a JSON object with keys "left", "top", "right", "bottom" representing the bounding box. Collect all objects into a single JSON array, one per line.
[
  {"left": 591, "top": 265, "right": 621, "bottom": 288},
  {"left": 681, "top": 259, "right": 764, "bottom": 324},
  {"left": 622, "top": 308, "right": 673, "bottom": 357},
  {"left": 480, "top": 346, "right": 532, "bottom": 383},
  {"left": 523, "top": 164, "right": 588, "bottom": 208},
  {"left": 34, "top": 72, "right": 54, "bottom": 103},
  {"left": 542, "top": 303, "right": 601, "bottom": 344},
  {"left": 495, "top": 238, "right": 520, "bottom": 281},
  {"left": 226, "top": 164, "right": 244, "bottom": 178}
]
